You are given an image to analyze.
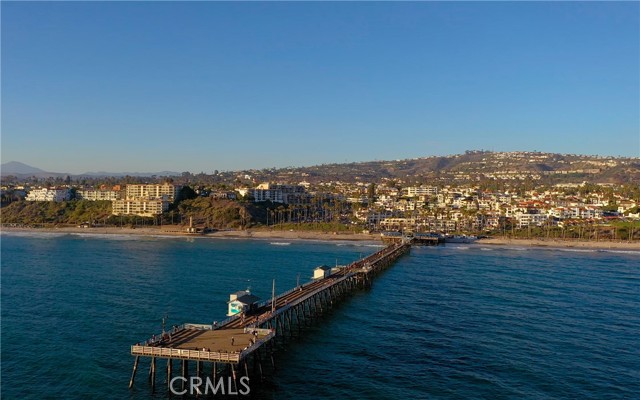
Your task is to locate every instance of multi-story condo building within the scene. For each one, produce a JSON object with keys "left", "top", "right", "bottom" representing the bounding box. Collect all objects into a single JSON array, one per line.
[
  {"left": 125, "top": 183, "right": 180, "bottom": 201},
  {"left": 252, "top": 188, "right": 284, "bottom": 203},
  {"left": 250, "top": 183, "right": 307, "bottom": 204},
  {"left": 403, "top": 186, "right": 438, "bottom": 197},
  {"left": 76, "top": 189, "right": 121, "bottom": 201},
  {"left": 112, "top": 199, "right": 169, "bottom": 217},
  {"left": 26, "top": 188, "right": 70, "bottom": 202},
  {"left": 516, "top": 212, "right": 549, "bottom": 228},
  {"left": 380, "top": 217, "right": 417, "bottom": 230}
]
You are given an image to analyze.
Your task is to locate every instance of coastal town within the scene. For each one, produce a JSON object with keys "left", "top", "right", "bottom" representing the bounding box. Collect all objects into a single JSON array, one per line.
[
  {"left": 2, "top": 152, "right": 639, "bottom": 242},
  {"left": 2, "top": 2, "right": 639, "bottom": 399}
]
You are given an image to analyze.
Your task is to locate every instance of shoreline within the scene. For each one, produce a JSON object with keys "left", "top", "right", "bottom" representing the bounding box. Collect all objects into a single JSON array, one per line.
[
  {"left": 2, "top": 226, "right": 639, "bottom": 251},
  {"left": 0, "top": 226, "right": 380, "bottom": 243},
  {"left": 476, "top": 237, "right": 640, "bottom": 251}
]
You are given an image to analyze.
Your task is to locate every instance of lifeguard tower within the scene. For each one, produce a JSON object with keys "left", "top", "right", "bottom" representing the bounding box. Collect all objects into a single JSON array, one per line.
[
  {"left": 227, "top": 290, "right": 260, "bottom": 316},
  {"left": 313, "top": 265, "right": 331, "bottom": 280}
]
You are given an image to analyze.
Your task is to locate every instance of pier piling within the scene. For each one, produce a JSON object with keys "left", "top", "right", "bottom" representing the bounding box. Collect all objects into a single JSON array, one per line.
[{"left": 128, "top": 356, "right": 139, "bottom": 389}]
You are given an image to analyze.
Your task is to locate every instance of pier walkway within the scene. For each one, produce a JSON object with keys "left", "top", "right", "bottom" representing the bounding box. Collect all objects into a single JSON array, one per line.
[{"left": 129, "top": 240, "right": 411, "bottom": 391}]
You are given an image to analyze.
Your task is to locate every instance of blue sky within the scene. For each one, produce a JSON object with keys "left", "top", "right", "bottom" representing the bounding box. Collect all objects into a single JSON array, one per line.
[{"left": 2, "top": 2, "right": 639, "bottom": 174}]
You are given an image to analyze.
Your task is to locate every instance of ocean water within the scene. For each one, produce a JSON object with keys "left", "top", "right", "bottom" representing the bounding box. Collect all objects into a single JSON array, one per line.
[{"left": 1, "top": 232, "right": 639, "bottom": 399}]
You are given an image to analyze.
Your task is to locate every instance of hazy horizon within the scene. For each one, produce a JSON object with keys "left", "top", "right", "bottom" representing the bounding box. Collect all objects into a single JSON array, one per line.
[{"left": 2, "top": 2, "right": 639, "bottom": 174}]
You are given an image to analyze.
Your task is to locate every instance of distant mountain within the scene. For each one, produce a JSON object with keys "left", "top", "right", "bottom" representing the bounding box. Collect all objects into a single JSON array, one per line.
[
  {"left": 1, "top": 161, "right": 47, "bottom": 175},
  {"left": 0, "top": 161, "right": 70, "bottom": 178},
  {"left": 0, "top": 161, "right": 179, "bottom": 178},
  {"left": 78, "top": 171, "right": 180, "bottom": 177}
]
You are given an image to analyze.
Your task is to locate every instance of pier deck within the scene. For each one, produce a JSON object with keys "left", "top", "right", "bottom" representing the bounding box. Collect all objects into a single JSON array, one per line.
[{"left": 131, "top": 326, "right": 274, "bottom": 363}]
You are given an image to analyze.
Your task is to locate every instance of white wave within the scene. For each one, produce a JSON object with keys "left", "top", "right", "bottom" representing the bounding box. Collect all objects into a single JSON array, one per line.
[
  {"left": 480, "top": 247, "right": 494, "bottom": 251},
  {"left": 270, "top": 242, "right": 291, "bottom": 246},
  {"left": 70, "top": 232, "right": 189, "bottom": 241},
  {"left": 71, "top": 233, "right": 133, "bottom": 240},
  {"left": 599, "top": 249, "right": 640, "bottom": 256},
  {"left": 556, "top": 248, "right": 597, "bottom": 254},
  {"left": 2, "top": 231, "right": 191, "bottom": 242},
  {"left": 0, "top": 231, "right": 68, "bottom": 239}
]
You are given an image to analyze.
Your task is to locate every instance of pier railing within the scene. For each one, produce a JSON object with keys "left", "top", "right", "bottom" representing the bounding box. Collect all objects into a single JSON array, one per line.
[
  {"left": 256, "top": 282, "right": 310, "bottom": 310},
  {"left": 214, "top": 313, "right": 242, "bottom": 329},
  {"left": 243, "top": 327, "right": 273, "bottom": 336},
  {"left": 183, "top": 323, "right": 213, "bottom": 330},
  {"left": 130, "top": 327, "right": 276, "bottom": 364},
  {"left": 131, "top": 345, "right": 241, "bottom": 362},
  {"left": 238, "top": 329, "right": 276, "bottom": 359}
]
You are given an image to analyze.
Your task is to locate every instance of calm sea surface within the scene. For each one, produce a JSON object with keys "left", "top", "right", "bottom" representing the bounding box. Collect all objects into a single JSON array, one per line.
[{"left": 1, "top": 232, "right": 639, "bottom": 399}]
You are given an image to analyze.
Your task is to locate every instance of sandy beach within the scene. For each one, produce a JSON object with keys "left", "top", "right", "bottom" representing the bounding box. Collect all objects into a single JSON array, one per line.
[
  {"left": 0, "top": 225, "right": 380, "bottom": 242},
  {"left": 477, "top": 237, "right": 640, "bottom": 251},
  {"left": 2, "top": 226, "right": 639, "bottom": 251}
]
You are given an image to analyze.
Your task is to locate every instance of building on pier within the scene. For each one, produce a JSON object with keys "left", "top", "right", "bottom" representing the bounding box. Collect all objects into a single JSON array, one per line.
[
  {"left": 313, "top": 265, "right": 331, "bottom": 280},
  {"left": 227, "top": 290, "right": 260, "bottom": 316}
]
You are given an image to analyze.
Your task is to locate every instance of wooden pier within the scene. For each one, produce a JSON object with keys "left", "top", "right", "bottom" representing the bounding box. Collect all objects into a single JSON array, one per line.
[
  {"left": 382, "top": 232, "right": 444, "bottom": 245},
  {"left": 128, "top": 240, "right": 411, "bottom": 392}
]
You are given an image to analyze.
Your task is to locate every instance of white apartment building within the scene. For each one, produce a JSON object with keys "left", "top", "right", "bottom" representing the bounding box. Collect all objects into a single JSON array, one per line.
[
  {"left": 125, "top": 183, "right": 179, "bottom": 201},
  {"left": 252, "top": 188, "right": 284, "bottom": 203},
  {"left": 360, "top": 211, "right": 395, "bottom": 225},
  {"left": 403, "top": 186, "right": 438, "bottom": 197},
  {"left": 576, "top": 207, "right": 603, "bottom": 220},
  {"left": 76, "top": 189, "right": 121, "bottom": 201},
  {"left": 420, "top": 218, "right": 458, "bottom": 232},
  {"left": 112, "top": 199, "right": 169, "bottom": 217},
  {"left": 380, "top": 218, "right": 417, "bottom": 230},
  {"left": 548, "top": 208, "right": 571, "bottom": 220},
  {"left": 26, "top": 188, "right": 70, "bottom": 202},
  {"left": 516, "top": 212, "right": 549, "bottom": 228},
  {"left": 251, "top": 183, "right": 307, "bottom": 204}
]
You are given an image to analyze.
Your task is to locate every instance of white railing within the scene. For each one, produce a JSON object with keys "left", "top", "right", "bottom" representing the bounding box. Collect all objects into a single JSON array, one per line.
[
  {"left": 238, "top": 330, "right": 276, "bottom": 359},
  {"left": 183, "top": 323, "right": 212, "bottom": 330},
  {"left": 255, "top": 281, "right": 312, "bottom": 310},
  {"left": 131, "top": 328, "right": 276, "bottom": 363},
  {"left": 243, "top": 327, "right": 273, "bottom": 335},
  {"left": 215, "top": 313, "right": 241, "bottom": 328},
  {"left": 131, "top": 345, "right": 241, "bottom": 362}
]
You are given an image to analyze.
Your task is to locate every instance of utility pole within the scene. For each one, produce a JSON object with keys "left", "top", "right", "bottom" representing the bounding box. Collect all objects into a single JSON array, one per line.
[
  {"left": 271, "top": 279, "right": 276, "bottom": 313},
  {"left": 162, "top": 314, "right": 167, "bottom": 335}
]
